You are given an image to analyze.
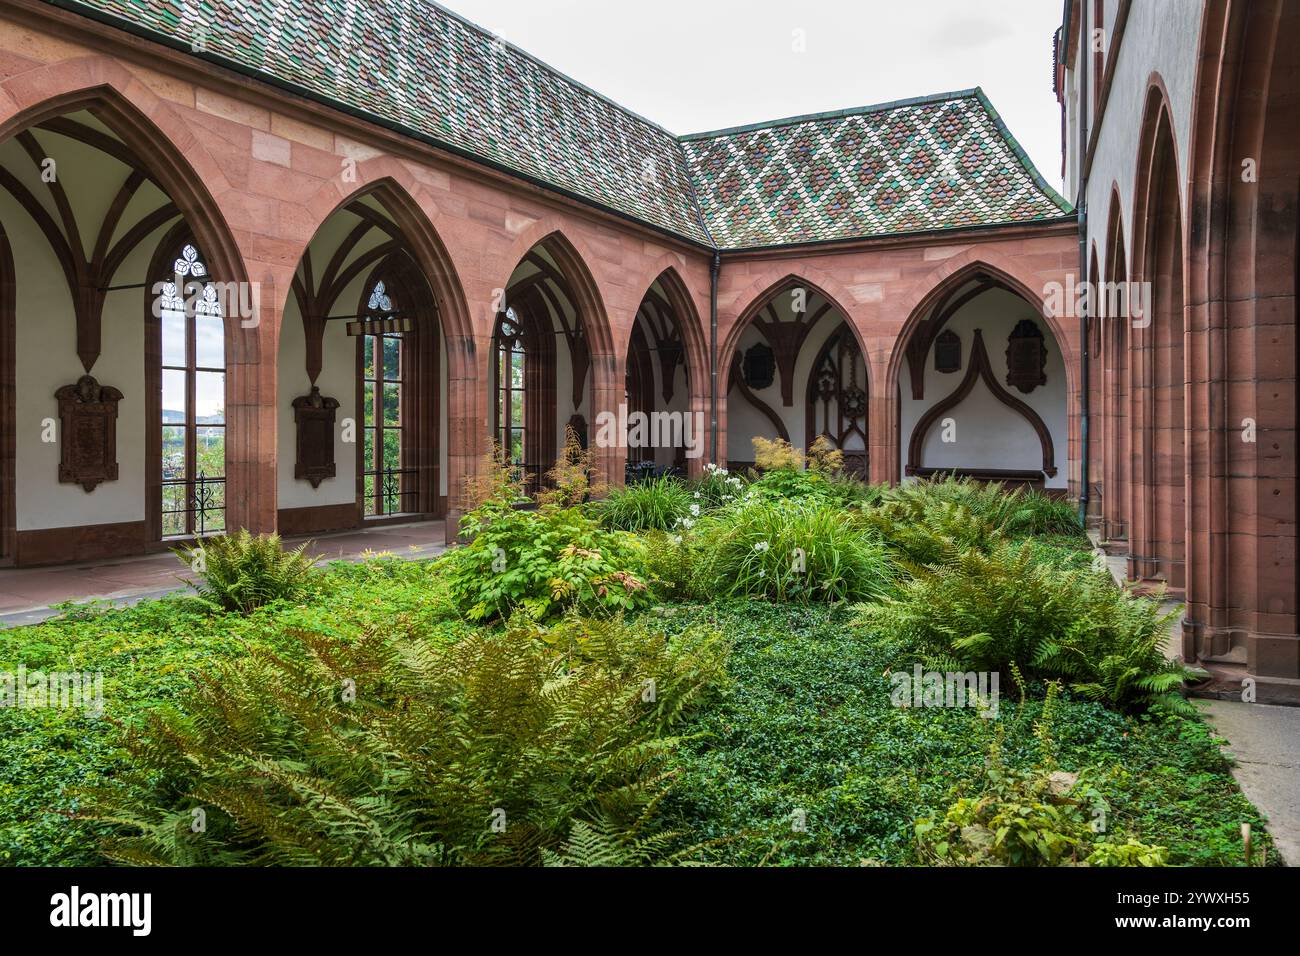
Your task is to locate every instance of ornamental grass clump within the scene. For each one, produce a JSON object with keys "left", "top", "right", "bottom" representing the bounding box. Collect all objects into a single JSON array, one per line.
[
  {"left": 696, "top": 497, "right": 893, "bottom": 603},
  {"left": 596, "top": 476, "right": 694, "bottom": 532}
]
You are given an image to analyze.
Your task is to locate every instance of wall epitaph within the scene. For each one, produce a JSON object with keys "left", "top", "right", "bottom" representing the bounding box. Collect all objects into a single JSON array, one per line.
[
  {"left": 55, "top": 374, "right": 123, "bottom": 492},
  {"left": 1005, "top": 319, "right": 1047, "bottom": 393},
  {"left": 743, "top": 343, "right": 776, "bottom": 390},
  {"left": 935, "top": 329, "right": 962, "bottom": 373},
  {"left": 292, "top": 385, "right": 340, "bottom": 488}
]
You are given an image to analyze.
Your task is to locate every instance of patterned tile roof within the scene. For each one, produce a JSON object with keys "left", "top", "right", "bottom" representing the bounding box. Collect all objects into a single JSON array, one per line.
[
  {"left": 681, "top": 90, "right": 1072, "bottom": 248},
  {"left": 53, "top": 1, "right": 1072, "bottom": 249}
]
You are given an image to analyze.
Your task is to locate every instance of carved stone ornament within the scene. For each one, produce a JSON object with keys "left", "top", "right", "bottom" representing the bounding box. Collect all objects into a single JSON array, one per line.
[
  {"left": 55, "top": 374, "right": 123, "bottom": 492},
  {"left": 292, "top": 385, "right": 341, "bottom": 488},
  {"left": 1006, "top": 319, "right": 1048, "bottom": 394}
]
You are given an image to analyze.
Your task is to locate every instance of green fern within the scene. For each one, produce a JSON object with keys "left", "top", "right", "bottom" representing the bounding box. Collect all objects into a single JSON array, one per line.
[
  {"left": 82, "top": 613, "right": 729, "bottom": 866},
  {"left": 175, "top": 530, "right": 318, "bottom": 614}
]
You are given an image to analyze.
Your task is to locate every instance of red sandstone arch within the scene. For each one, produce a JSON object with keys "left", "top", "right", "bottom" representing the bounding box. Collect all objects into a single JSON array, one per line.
[
  {"left": 1128, "top": 77, "right": 1186, "bottom": 589},
  {"left": 293, "top": 169, "right": 480, "bottom": 511},
  {"left": 295, "top": 169, "right": 474, "bottom": 347},
  {"left": 1101, "top": 185, "right": 1130, "bottom": 545},
  {"left": 0, "top": 66, "right": 245, "bottom": 293},
  {"left": 720, "top": 268, "right": 867, "bottom": 380},
  {"left": 886, "top": 257, "right": 1075, "bottom": 399},
  {"left": 1182, "top": 0, "right": 1299, "bottom": 680},
  {"left": 492, "top": 228, "right": 620, "bottom": 483},
  {"left": 885, "top": 257, "right": 1075, "bottom": 486},
  {"left": 719, "top": 273, "right": 871, "bottom": 474},
  {"left": 0, "top": 79, "right": 282, "bottom": 534},
  {"left": 626, "top": 267, "right": 708, "bottom": 401}
]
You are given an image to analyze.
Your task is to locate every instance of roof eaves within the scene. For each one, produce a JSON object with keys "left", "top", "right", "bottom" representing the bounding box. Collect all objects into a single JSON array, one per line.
[
  {"left": 971, "top": 87, "right": 1074, "bottom": 213},
  {"left": 718, "top": 211, "right": 1080, "bottom": 255}
]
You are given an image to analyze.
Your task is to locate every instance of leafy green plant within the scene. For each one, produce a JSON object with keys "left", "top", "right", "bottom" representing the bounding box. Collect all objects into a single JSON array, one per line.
[
  {"left": 865, "top": 498, "right": 1005, "bottom": 566},
  {"left": 640, "top": 529, "right": 704, "bottom": 601},
  {"left": 83, "top": 613, "right": 729, "bottom": 866},
  {"left": 915, "top": 754, "right": 1168, "bottom": 866},
  {"left": 869, "top": 478, "right": 1084, "bottom": 561},
  {"left": 859, "top": 538, "right": 1196, "bottom": 713},
  {"left": 441, "top": 504, "right": 652, "bottom": 622},
  {"left": 596, "top": 476, "right": 694, "bottom": 531},
  {"left": 174, "top": 530, "right": 318, "bottom": 614},
  {"left": 915, "top": 693, "right": 1169, "bottom": 867},
  {"left": 696, "top": 498, "right": 893, "bottom": 603}
]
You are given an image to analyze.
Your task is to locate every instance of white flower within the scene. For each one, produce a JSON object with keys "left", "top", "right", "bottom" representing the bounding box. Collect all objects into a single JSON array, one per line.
[
  {"left": 753, "top": 541, "right": 770, "bottom": 553},
  {"left": 671, "top": 535, "right": 683, "bottom": 544},
  {"left": 689, "top": 504, "right": 700, "bottom": 517}
]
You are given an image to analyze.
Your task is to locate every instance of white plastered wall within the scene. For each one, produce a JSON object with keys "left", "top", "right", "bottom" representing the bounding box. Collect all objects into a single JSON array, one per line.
[
  {"left": 1, "top": 131, "right": 177, "bottom": 531},
  {"left": 898, "top": 287, "right": 1068, "bottom": 489}
]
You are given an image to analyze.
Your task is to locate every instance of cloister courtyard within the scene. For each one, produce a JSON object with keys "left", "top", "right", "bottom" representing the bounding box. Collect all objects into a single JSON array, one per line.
[{"left": 0, "top": 0, "right": 1296, "bottom": 879}]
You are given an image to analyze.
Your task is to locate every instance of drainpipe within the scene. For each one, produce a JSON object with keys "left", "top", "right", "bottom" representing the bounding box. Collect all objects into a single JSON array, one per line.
[
  {"left": 1077, "top": 9, "right": 1091, "bottom": 527},
  {"left": 709, "top": 251, "right": 721, "bottom": 465}
]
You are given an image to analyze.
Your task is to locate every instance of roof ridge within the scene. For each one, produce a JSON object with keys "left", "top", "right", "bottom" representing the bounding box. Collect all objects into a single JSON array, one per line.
[{"left": 677, "top": 89, "right": 982, "bottom": 141}]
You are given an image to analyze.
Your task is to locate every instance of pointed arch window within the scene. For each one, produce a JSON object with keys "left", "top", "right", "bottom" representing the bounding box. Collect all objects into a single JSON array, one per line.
[
  {"left": 158, "top": 243, "right": 225, "bottom": 537},
  {"left": 494, "top": 308, "right": 526, "bottom": 467},
  {"left": 360, "top": 280, "right": 409, "bottom": 516}
]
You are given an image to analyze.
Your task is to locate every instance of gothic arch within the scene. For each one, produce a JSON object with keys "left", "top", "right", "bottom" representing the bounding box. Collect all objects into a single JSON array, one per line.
[
  {"left": 906, "top": 328, "right": 1057, "bottom": 478},
  {"left": 887, "top": 256, "right": 1075, "bottom": 402},
  {"left": 1128, "top": 77, "right": 1186, "bottom": 588}
]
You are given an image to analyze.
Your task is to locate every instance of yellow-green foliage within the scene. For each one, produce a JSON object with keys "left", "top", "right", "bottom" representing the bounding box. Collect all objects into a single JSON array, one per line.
[{"left": 85, "top": 613, "right": 729, "bottom": 866}]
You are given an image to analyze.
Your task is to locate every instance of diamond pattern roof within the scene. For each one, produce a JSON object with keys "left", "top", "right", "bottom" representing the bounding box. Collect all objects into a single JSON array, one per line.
[
  {"left": 681, "top": 91, "right": 1071, "bottom": 248},
  {"left": 53, "top": 1, "right": 1072, "bottom": 249}
]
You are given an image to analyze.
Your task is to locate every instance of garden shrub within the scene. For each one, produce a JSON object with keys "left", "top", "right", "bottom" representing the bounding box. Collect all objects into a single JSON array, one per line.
[
  {"left": 175, "top": 530, "right": 318, "bottom": 614},
  {"left": 640, "top": 529, "right": 705, "bottom": 601},
  {"left": 696, "top": 497, "right": 893, "bottom": 603},
  {"left": 596, "top": 476, "right": 694, "bottom": 532},
  {"left": 865, "top": 498, "right": 1004, "bottom": 566},
  {"left": 441, "top": 503, "right": 652, "bottom": 622},
  {"left": 84, "top": 613, "right": 729, "bottom": 866},
  {"left": 858, "top": 538, "right": 1196, "bottom": 713}
]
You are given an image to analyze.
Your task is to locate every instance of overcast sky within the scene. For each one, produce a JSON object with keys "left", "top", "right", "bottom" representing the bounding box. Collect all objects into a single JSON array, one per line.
[{"left": 445, "top": 0, "right": 1066, "bottom": 191}]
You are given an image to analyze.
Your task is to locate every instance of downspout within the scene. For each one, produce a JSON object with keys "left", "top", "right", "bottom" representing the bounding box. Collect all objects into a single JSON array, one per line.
[
  {"left": 709, "top": 251, "right": 721, "bottom": 464},
  {"left": 1076, "top": 9, "right": 1091, "bottom": 526}
]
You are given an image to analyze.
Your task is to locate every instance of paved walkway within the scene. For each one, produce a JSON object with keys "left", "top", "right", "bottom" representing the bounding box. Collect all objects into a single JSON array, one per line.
[
  {"left": 1089, "top": 534, "right": 1299, "bottom": 865},
  {"left": 1199, "top": 700, "right": 1300, "bottom": 866},
  {"left": 0, "top": 521, "right": 447, "bottom": 627}
]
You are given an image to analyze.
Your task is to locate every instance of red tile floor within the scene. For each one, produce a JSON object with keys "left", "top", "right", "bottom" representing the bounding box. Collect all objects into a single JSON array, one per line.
[{"left": 0, "top": 521, "right": 446, "bottom": 626}]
